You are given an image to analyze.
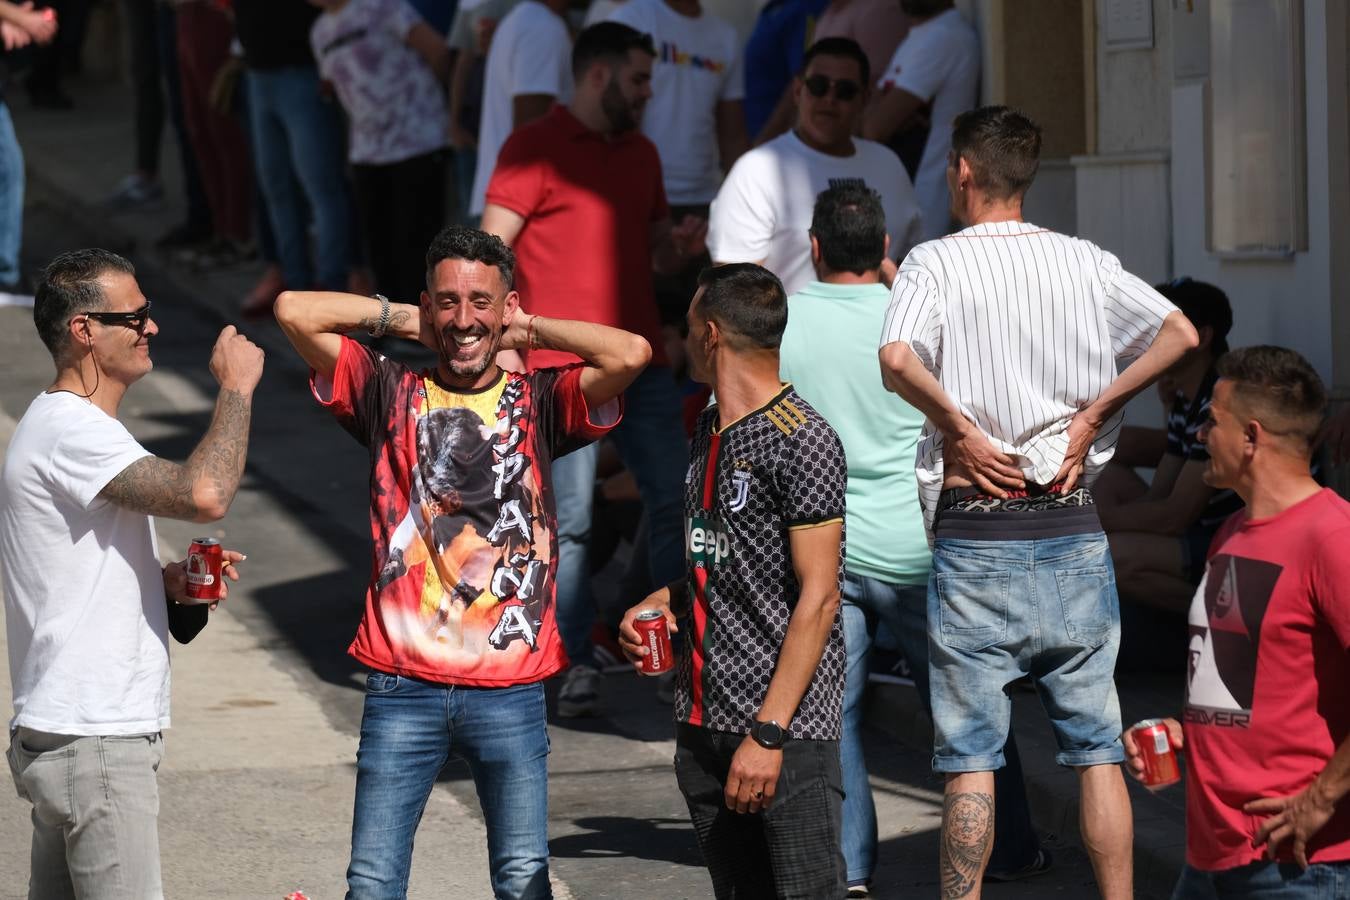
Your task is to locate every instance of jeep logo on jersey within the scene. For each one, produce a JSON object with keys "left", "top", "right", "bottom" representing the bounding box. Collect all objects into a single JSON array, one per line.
[{"left": 686, "top": 516, "right": 731, "bottom": 567}]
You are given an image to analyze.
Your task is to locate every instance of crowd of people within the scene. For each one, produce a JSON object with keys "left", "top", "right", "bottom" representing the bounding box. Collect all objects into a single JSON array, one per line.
[{"left": 2, "top": 2, "right": 1350, "bottom": 900}]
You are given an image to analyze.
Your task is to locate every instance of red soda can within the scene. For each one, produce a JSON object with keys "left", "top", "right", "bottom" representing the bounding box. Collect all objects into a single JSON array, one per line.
[
  {"left": 185, "top": 538, "right": 224, "bottom": 601},
  {"left": 634, "top": 610, "right": 673, "bottom": 675},
  {"left": 1130, "top": 719, "right": 1181, "bottom": 789}
]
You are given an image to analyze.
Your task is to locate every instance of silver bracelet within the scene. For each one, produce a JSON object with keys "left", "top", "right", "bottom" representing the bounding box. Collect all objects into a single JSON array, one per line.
[{"left": 369, "top": 294, "right": 391, "bottom": 338}]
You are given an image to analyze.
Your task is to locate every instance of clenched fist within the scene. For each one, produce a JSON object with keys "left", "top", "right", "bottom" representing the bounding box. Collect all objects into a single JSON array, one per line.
[{"left": 210, "top": 325, "right": 265, "bottom": 393}]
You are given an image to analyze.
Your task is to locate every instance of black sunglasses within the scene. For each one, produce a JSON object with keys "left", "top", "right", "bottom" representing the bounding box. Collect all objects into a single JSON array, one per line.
[
  {"left": 802, "top": 74, "right": 862, "bottom": 102},
  {"left": 83, "top": 301, "right": 153, "bottom": 333}
]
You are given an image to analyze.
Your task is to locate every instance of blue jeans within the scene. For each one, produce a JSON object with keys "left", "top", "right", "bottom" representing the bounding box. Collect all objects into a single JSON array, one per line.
[
  {"left": 552, "top": 366, "right": 687, "bottom": 668},
  {"left": 347, "top": 674, "right": 551, "bottom": 900},
  {"left": 245, "top": 66, "right": 353, "bottom": 290},
  {"left": 1172, "top": 861, "right": 1350, "bottom": 899},
  {"left": 928, "top": 532, "right": 1124, "bottom": 772},
  {"left": 840, "top": 570, "right": 1040, "bottom": 884},
  {"left": 0, "top": 102, "right": 23, "bottom": 288}
]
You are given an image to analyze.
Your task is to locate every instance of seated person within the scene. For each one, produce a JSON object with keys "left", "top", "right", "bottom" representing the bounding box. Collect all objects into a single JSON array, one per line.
[{"left": 1097, "top": 278, "right": 1241, "bottom": 616}]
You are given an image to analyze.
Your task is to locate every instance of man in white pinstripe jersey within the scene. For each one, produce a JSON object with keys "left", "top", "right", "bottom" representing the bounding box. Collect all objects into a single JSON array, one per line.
[{"left": 879, "top": 106, "right": 1200, "bottom": 900}]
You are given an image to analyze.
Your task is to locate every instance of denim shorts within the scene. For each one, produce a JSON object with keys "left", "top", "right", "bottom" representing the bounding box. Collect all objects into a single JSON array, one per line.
[
  {"left": 1172, "top": 860, "right": 1350, "bottom": 899},
  {"left": 927, "top": 531, "right": 1125, "bottom": 772}
]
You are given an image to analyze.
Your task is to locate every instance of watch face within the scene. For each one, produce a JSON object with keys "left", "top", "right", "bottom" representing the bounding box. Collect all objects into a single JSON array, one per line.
[{"left": 755, "top": 720, "right": 784, "bottom": 746}]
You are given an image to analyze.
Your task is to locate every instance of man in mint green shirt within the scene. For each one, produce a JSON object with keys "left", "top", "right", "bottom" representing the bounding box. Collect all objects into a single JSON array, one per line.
[{"left": 779, "top": 184, "right": 1048, "bottom": 895}]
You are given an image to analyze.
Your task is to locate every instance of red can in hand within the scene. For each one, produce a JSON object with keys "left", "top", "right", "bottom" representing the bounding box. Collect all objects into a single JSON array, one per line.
[
  {"left": 185, "top": 538, "right": 224, "bottom": 601},
  {"left": 634, "top": 610, "right": 673, "bottom": 675},
  {"left": 1130, "top": 718, "right": 1181, "bottom": 790}
]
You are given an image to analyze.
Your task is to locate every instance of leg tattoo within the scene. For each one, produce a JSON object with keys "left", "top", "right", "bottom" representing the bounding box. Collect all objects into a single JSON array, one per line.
[{"left": 940, "top": 791, "right": 994, "bottom": 898}]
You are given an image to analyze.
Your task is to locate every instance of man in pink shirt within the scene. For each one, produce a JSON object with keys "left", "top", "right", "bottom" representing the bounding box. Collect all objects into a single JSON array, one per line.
[{"left": 1124, "top": 346, "right": 1350, "bottom": 898}]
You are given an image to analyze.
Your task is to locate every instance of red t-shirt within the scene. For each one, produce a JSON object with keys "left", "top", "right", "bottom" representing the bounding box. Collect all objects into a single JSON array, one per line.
[
  {"left": 1183, "top": 488, "right": 1350, "bottom": 870},
  {"left": 311, "top": 338, "right": 620, "bottom": 686},
  {"left": 485, "top": 105, "right": 670, "bottom": 369}
]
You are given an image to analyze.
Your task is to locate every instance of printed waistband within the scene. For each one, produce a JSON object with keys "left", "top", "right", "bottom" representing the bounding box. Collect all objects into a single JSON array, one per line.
[{"left": 933, "top": 500, "right": 1102, "bottom": 541}]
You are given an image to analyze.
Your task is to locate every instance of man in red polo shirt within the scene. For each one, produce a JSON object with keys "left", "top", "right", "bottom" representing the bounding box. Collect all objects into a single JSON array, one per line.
[{"left": 482, "top": 22, "right": 702, "bottom": 718}]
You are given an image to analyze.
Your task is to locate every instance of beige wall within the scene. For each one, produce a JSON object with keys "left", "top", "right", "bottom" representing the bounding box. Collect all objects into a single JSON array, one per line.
[
  {"left": 981, "top": 0, "right": 1089, "bottom": 159},
  {"left": 1092, "top": 0, "right": 1171, "bottom": 154}
]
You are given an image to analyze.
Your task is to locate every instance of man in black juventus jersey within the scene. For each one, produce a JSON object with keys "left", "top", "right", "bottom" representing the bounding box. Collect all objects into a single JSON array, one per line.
[{"left": 620, "top": 263, "right": 849, "bottom": 899}]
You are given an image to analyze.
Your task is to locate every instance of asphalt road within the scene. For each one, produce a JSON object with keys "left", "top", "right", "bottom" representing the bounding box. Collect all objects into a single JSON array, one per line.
[{"left": 0, "top": 191, "right": 1106, "bottom": 898}]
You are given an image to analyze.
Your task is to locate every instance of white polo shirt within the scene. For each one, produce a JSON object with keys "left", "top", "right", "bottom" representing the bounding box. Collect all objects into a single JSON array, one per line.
[{"left": 708, "top": 129, "right": 922, "bottom": 297}]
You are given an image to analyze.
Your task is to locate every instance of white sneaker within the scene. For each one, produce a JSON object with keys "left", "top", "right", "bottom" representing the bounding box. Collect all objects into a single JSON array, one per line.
[{"left": 557, "top": 664, "right": 601, "bottom": 718}]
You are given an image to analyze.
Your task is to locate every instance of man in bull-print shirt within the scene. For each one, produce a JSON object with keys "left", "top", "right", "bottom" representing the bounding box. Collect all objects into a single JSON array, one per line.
[{"left": 275, "top": 225, "right": 652, "bottom": 899}]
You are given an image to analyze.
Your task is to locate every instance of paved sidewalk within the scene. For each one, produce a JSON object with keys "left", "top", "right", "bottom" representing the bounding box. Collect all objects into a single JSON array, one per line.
[{"left": 9, "top": 73, "right": 1189, "bottom": 898}]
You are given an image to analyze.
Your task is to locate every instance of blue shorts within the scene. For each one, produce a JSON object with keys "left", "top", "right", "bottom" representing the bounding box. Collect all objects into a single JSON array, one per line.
[
  {"left": 1172, "top": 860, "right": 1350, "bottom": 899},
  {"left": 927, "top": 531, "right": 1125, "bottom": 772}
]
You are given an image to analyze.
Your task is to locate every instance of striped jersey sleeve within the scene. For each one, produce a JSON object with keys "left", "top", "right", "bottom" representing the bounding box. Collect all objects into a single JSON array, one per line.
[
  {"left": 1098, "top": 249, "right": 1177, "bottom": 360},
  {"left": 880, "top": 249, "right": 943, "bottom": 369}
]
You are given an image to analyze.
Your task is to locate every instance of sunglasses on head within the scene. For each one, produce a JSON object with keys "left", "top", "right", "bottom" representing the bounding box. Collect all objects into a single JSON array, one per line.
[
  {"left": 802, "top": 74, "right": 861, "bottom": 102},
  {"left": 83, "top": 301, "right": 152, "bottom": 333}
]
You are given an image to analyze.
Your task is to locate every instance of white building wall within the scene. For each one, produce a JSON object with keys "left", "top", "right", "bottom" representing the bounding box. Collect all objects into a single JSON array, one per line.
[
  {"left": 1094, "top": 0, "right": 1172, "bottom": 154},
  {"left": 1073, "top": 0, "right": 1173, "bottom": 285},
  {"left": 1169, "top": 2, "right": 1339, "bottom": 384},
  {"left": 1076, "top": 0, "right": 1344, "bottom": 391}
]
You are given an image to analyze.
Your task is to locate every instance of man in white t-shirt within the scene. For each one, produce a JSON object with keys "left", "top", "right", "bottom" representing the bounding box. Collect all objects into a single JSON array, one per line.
[
  {"left": 605, "top": 0, "right": 747, "bottom": 208},
  {"left": 0, "top": 249, "right": 264, "bottom": 898},
  {"left": 863, "top": 0, "right": 979, "bottom": 241},
  {"left": 469, "top": 0, "right": 572, "bottom": 217},
  {"left": 708, "top": 36, "right": 921, "bottom": 298}
]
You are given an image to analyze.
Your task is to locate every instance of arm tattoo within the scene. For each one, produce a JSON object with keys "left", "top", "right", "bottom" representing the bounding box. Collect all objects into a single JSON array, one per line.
[
  {"left": 940, "top": 791, "right": 994, "bottom": 899},
  {"left": 101, "top": 456, "right": 199, "bottom": 519},
  {"left": 100, "top": 389, "right": 252, "bottom": 521},
  {"left": 351, "top": 309, "right": 411, "bottom": 335}
]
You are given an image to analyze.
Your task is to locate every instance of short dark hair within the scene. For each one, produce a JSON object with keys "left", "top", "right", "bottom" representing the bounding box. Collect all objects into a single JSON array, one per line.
[
  {"left": 572, "top": 22, "right": 655, "bottom": 80},
  {"left": 1216, "top": 345, "right": 1327, "bottom": 450},
  {"left": 1156, "top": 277, "right": 1234, "bottom": 356},
  {"left": 809, "top": 184, "right": 887, "bottom": 276},
  {"left": 33, "top": 248, "right": 136, "bottom": 360},
  {"left": 695, "top": 264, "right": 787, "bottom": 351},
  {"left": 950, "top": 106, "right": 1042, "bottom": 200},
  {"left": 425, "top": 226, "right": 516, "bottom": 292},
  {"left": 800, "top": 37, "right": 869, "bottom": 87}
]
